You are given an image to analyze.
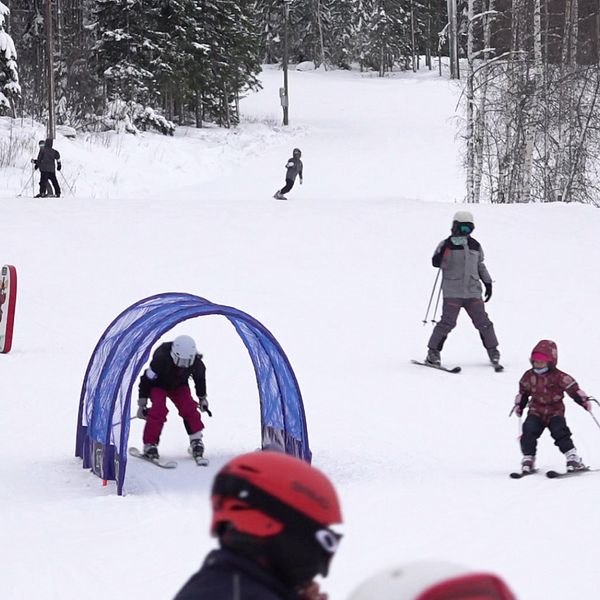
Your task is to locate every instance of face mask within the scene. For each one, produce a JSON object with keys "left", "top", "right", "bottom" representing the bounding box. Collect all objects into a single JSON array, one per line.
[
  {"left": 533, "top": 367, "right": 549, "bottom": 375},
  {"left": 450, "top": 236, "right": 468, "bottom": 246}
]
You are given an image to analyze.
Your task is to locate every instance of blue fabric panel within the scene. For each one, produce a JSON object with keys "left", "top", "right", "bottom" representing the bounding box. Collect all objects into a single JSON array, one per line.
[{"left": 76, "top": 293, "right": 311, "bottom": 495}]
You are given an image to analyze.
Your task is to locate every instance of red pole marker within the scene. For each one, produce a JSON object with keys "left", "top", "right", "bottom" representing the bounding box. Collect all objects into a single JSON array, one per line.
[{"left": 0, "top": 265, "right": 17, "bottom": 353}]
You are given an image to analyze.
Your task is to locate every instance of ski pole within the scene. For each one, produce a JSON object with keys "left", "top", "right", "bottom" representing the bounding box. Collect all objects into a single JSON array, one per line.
[
  {"left": 59, "top": 171, "right": 75, "bottom": 195},
  {"left": 422, "top": 269, "right": 441, "bottom": 325},
  {"left": 431, "top": 277, "right": 443, "bottom": 323},
  {"left": 17, "top": 169, "right": 34, "bottom": 197}
]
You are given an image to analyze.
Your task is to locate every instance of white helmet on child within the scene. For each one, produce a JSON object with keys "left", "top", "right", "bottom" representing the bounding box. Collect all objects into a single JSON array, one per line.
[
  {"left": 170, "top": 335, "right": 197, "bottom": 368},
  {"left": 348, "top": 561, "right": 516, "bottom": 600}
]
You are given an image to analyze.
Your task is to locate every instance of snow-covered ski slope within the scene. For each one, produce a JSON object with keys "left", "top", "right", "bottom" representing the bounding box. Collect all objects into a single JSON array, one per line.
[{"left": 2, "top": 64, "right": 600, "bottom": 600}]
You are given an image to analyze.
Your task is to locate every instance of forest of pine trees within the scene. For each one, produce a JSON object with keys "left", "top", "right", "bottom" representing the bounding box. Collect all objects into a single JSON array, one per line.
[
  {"left": 2, "top": 0, "right": 448, "bottom": 131},
  {"left": 2, "top": 1, "right": 600, "bottom": 205}
]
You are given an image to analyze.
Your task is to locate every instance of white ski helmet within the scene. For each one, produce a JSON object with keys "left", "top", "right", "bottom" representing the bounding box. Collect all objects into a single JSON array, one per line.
[
  {"left": 170, "top": 335, "right": 197, "bottom": 368},
  {"left": 453, "top": 210, "right": 474, "bottom": 224},
  {"left": 347, "top": 561, "right": 516, "bottom": 600}
]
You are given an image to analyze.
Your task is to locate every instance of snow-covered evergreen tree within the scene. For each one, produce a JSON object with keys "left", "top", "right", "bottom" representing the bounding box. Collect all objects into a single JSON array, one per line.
[{"left": 0, "top": 2, "right": 20, "bottom": 116}]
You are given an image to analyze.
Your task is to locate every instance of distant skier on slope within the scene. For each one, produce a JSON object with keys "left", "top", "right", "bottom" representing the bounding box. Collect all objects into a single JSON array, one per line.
[
  {"left": 513, "top": 339, "right": 592, "bottom": 474},
  {"left": 424, "top": 211, "right": 500, "bottom": 368},
  {"left": 136, "top": 335, "right": 210, "bottom": 463},
  {"left": 33, "top": 138, "right": 61, "bottom": 198},
  {"left": 274, "top": 148, "right": 303, "bottom": 200},
  {"left": 174, "top": 451, "right": 341, "bottom": 600},
  {"left": 32, "top": 140, "right": 56, "bottom": 197}
]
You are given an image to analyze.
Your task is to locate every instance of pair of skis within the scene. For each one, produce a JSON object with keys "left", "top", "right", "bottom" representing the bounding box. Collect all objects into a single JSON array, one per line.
[
  {"left": 129, "top": 447, "right": 209, "bottom": 469},
  {"left": 411, "top": 359, "right": 504, "bottom": 374},
  {"left": 510, "top": 468, "right": 596, "bottom": 479}
]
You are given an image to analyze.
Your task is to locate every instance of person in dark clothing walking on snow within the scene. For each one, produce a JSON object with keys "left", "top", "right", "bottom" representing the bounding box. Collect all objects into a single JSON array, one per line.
[
  {"left": 513, "top": 339, "right": 591, "bottom": 474},
  {"left": 137, "top": 335, "right": 210, "bottom": 462},
  {"left": 34, "top": 138, "right": 61, "bottom": 198},
  {"left": 425, "top": 211, "right": 500, "bottom": 367},
  {"left": 274, "top": 148, "right": 303, "bottom": 200},
  {"left": 174, "top": 451, "right": 342, "bottom": 600}
]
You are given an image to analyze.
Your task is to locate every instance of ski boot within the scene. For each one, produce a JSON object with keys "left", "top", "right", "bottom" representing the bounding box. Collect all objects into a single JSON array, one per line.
[
  {"left": 566, "top": 449, "right": 586, "bottom": 472},
  {"left": 143, "top": 443, "right": 159, "bottom": 460},
  {"left": 188, "top": 437, "right": 208, "bottom": 465},
  {"left": 425, "top": 348, "right": 441, "bottom": 367},
  {"left": 487, "top": 347, "right": 501, "bottom": 365},
  {"left": 521, "top": 455, "right": 535, "bottom": 473}
]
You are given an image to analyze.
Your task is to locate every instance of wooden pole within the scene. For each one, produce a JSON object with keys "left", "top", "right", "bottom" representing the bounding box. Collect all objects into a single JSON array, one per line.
[
  {"left": 45, "top": 0, "right": 56, "bottom": 139},
  {"left": 282, "top": 1, "right": 290, "bottom": 126}
]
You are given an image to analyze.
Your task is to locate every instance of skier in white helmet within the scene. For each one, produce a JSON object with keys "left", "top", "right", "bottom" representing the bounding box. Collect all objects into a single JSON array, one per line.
[
  {"left": 137, "top": 335, "right": 210, "bottom": 463},
  {"left": 348, "top": 560, "right": 516, "bottom": 600},
  {"left": 425, "top": 211, "right": 501, "bottom": 369}
]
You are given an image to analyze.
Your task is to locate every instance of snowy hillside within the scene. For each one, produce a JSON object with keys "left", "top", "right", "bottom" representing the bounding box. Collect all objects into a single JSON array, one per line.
[{"left": 2, "top": 64, "right": 600, "bottom": 600}]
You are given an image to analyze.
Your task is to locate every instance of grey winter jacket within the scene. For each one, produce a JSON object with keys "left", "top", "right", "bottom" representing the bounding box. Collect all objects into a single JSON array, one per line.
[
  {"left": 432, "top": 236, "right": 492, "bottom": 299},
  {"left": 36, "top": 139, "right": 61, "bottom": 173},
  {"left": 285, "top": 157, "right": 303, "bottom": 181}
]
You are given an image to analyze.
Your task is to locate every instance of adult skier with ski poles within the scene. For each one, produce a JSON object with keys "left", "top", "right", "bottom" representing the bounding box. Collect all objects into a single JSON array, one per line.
[{"left": 33, "top": 138, "right": 61, "bottom": 198}]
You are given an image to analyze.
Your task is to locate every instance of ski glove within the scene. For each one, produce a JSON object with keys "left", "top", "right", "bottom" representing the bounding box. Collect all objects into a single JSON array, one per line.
[
  {"left": 198, "top": 396, "right": 212, "bottom": 417},
  {"left": 484, "top": 282, "right": 493, "bottom": 302},
  {"left": 137, "top": 397, "right": 149, "bottom": 420},
  {"left": 581, "top": 399, "right": 592, "bottom": 411},
  {"left": 57, "top": 161, "right": 62, "bottom": 171}
]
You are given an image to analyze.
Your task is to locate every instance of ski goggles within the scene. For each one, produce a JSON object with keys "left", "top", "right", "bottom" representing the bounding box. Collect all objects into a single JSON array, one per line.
[
  {"left": 417, "top": 572, "right": 516, "bottom": 600},
  {"left": 457, "top": 223, "right": 474, "bottom": 234},
  {"left": 315, "top": 527, "right": 342, "bottom": 554}
]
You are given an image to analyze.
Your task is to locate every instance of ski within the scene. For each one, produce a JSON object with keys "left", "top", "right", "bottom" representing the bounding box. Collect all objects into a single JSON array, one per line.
[
  {"left": 411, "top": 359, "right": 461, "bottom": 374},
  {"left": 546, "top": 468, "right": 595, "bottom": 479},
  {"left": 129, "top": 447, "right": 178, "bottom": 469},
  {"left": 509, "top": 469, "right": 538, "bottom": 479}
]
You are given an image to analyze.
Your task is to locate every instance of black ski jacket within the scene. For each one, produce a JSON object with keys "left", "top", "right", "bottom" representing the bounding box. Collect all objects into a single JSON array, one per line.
[
  {"left": 36, "top": 139, "right": 61, "bottom": 173},
  {"left": 138, "top": 342, "right": 206, "bottom": 398},
  {"left": 174, "top": 549, "right": 298, "bottom": 600}
]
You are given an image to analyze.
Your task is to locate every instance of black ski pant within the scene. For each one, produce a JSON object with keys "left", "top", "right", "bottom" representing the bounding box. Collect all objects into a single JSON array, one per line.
[
  {"left": 520, "top": 414, "right": 575, "bottom": 456},
  {"left": 427, "top": 297, "right": 498, "bottom": 351},
  {"left": 40, "top": 171, "right": 61, "bottom": 196},
  {"left": 279, "top": 178, "right": 295, "bottom": 195}
]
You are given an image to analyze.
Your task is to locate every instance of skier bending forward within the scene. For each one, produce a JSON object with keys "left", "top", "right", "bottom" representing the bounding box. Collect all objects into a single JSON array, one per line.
[{"left": 137, "top": 335, "right": 210, "bottom": 462}]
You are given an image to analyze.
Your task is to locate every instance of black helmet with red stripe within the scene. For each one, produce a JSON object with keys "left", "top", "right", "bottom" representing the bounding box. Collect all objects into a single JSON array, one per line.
[{"left": 211, "top": 451, "right": 342, "bottom": 587}]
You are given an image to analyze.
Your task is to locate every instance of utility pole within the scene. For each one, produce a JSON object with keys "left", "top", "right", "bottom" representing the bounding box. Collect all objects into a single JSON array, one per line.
[
  {"left": 280, "top": 0, "right": 291, "bottom": 126},
  {"left": 447, "top": 0, "right": 460, "bottom": 79},
  {"left": 45, "top": 0, "right": 56, "bottom": 139}
]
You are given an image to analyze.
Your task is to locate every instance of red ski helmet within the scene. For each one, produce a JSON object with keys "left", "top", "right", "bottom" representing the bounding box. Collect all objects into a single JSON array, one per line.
[{"left": 211, "top": 451, "right": 342, "bottom": 586}]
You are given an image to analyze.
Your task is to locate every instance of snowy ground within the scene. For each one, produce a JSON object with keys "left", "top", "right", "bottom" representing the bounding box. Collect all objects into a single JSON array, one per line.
[{"left": 2, "top": 63, "right": 600, "bottom": 600}]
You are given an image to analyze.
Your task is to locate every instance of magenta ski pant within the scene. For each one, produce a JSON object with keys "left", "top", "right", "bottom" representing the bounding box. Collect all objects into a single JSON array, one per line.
[
  {"left": 143, "top": 385, "right": 204, "bottom": 445},
  {"left": 428, "top": 297, "right": 498, "bottom": 351}
]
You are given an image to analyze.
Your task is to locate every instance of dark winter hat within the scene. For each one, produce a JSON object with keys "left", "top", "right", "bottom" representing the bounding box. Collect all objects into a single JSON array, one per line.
[
  {"left": 293, "top": 148, "right": 302, "bottom": 157},
  {"left": 38, "top": 140, "right": 45, "bottom": 146}
]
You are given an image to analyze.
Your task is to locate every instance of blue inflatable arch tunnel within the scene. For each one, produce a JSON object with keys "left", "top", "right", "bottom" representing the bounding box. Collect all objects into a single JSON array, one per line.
[{"left": 75, "top": 293, "right": 311, "bottom": 495}]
